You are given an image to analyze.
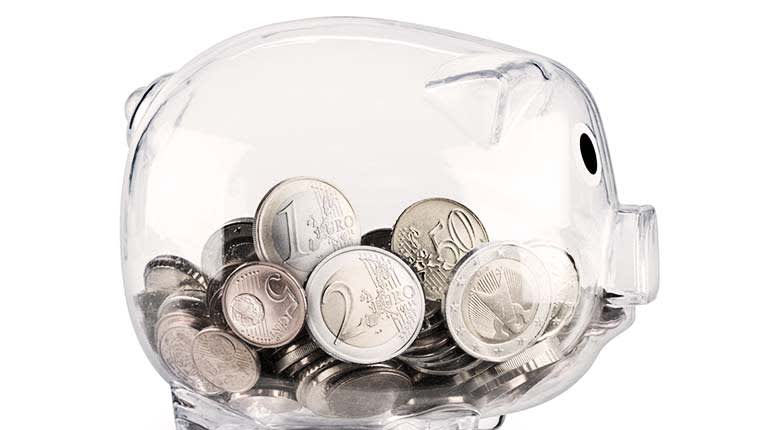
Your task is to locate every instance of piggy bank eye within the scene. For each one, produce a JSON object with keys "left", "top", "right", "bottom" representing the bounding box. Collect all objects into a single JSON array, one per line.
[
  {"left": 579, "top": 132, "right": 598, "bottom": 175},
  {"left": 574, "top": 124, "right": 600, "bottom": 185}
]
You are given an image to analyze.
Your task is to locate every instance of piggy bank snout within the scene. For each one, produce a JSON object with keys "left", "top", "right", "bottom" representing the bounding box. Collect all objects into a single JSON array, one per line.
[{"left": 607, "top": 204, "right": 659, "bottom": 306}]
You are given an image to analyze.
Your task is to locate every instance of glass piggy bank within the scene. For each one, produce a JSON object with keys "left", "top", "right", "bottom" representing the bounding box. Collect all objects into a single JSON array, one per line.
[{"left": 121, "top": 17, "right": 659, "bottom": 430}]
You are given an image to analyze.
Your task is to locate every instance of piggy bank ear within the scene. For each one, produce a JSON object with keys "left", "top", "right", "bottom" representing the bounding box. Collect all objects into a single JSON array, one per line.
[
  {"left": 125, "top": 73, "right": 173, "bottom": 142},
  {"left": 425, "top": 54, "right": 554, "bottom": 147}
]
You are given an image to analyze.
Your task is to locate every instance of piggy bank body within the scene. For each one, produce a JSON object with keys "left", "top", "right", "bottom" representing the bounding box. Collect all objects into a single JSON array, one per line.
[{"left": 122, "top": 17, "right": 658, "bottom": 430}]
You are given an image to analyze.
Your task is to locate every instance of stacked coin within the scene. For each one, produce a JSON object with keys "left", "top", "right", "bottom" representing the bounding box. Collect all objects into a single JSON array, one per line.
[
  {"left": 450, "top": 338, "right": 562, "bottom": 408},
  {"left": 268, "top": 334, "right": 328, "bottom": 378},
  {"left": 205, "top": 263, "right": 240, "bottom": 327},
  {"left": 398, "top": 301, "right": 482, "bottom": 376},
  {"left": 202, "top": 218, "right": 260, "bottom": 327},
  {"left": 154, "top": 295, "right": 220, "bottom": 395},
  {"left": 228, "top": 378, "right": 301, "bottom": 417},
  {"left": 133, "top": 176, "right": 582, "bottom": 419},
  {"left": 144, "top": 254, "right": 209, "bottom": 293},
  {"left": 200, "top": 217, "right": 257, "bottom": 276},
  {"left": 360, "top": 228, "right": 393, "bottom": 250},
  {"left": 296, "top": 358, "right": 413, "bottom": 418}
]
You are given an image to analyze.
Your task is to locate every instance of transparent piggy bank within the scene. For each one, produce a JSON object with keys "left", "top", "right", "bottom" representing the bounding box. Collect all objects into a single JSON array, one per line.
[{"left": 121, "top": 17, "right": 659, "bottom": 430}]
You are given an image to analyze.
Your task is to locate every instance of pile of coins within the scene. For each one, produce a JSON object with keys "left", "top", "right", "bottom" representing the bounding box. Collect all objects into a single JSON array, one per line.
[{"left": 135, "top": 177, "right": 581, "bottom": 419}]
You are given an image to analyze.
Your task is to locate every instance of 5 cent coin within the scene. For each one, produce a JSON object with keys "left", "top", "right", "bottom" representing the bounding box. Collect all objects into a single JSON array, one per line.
[{"left": 222, "top": 262, "right": 307, "bottom": 348}]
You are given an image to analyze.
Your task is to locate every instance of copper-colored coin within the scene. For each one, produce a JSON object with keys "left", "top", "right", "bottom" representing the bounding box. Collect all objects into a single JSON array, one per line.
[{"left": 222, "top": 262, "right": 306, "bottom": 348}]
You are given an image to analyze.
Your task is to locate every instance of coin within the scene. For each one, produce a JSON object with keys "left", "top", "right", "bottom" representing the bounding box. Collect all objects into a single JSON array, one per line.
[
  {"left": 283, "top": 349, "right": 329, "bottom": 378},
  {"left": 228, "top": 378, "right": 301, "bottom": 416},
  {"left": 444, "top": 242, "right": 552, "bottom": 362},
  {"left": 156, "top": 314, "right": 222, "bottom": 395},
  {"left": 295, "top": 356, "right": 343, "bottom": 407},
  {"left": 158, "top": 289, "right": 207, "bottom": 320},
  {"left": 400, "top": 339, "right": 457, "bottom": 362},
  {"left": 525, "top": 242, "right": 580, "bottom": 339},
  {"left": 424, "top": 299, "right": 441, "bottom": 319},
  {"left": 470, "top": 371, "right": 528, "bottom": 408},
  {"left": 403, "top": 332, "right": 451, "bottom": 355},
  {"left": 406, "top": 352, "right": 483, "bottom": 376},
  {"left": 191, "top": 327, "right": 260, "bottom": 393},
  {"left": 393, "top": 393, "right": 474, "bottom": 417},
  {"left": 222, "top": 262, "right": 306, "bottom": 348},
  {"left": 460, "top": 338, "right": 562, "bottom": 395},
  {"left": 305, "top": 246, "right": 425, "bottom": 364},
  {"left": 273, "top": 339, "right": 319, "bottom": 374},
  {"left": 325, "top": 367, "right": 411, "bottom": 418},
  {"left": 298, "top": 361, "right": 411, "bottom": 418},
  {"left": 206, "top": 263, "right": 240, "bottom": 326},
  {"left": 361, "top": 228, "right": 393, "bottom": 250},
  {"left": 400, "top": 300, "right": 482, "bottom": 376},
  {"left": 253, "top": 177, "right": 360, "bottom": 284},
  {"left": 134, "top": 290, "right": 168, "bottom": 350},
  {"left": 391, "top": 198, "right": 488, "bottom": 301},
  {"left": 417, "top": 314, "right": 444, "bottom": 338},
  {"left": 201, "top": 218, "right": 258, "bottom": 275},
  {"left": 144, "top": 255, "right": 207, "bottom": 292},
  {"left": 466, "top": 338, "right": 562, "bottom": 408}
]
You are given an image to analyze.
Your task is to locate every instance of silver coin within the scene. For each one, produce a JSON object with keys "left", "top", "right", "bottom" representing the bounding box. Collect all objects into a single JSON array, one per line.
[
  {"left": 156, "top": 314, "right": 222, "bottom": 395},
  {"left": 403, "top": 332, "right": 451, "bottom": 355},
  {"left": 324, "top": 367, "right": 411, "bottom": 418},
  {"left": 467, "top": 339, "right": 562, "bottom": 408},
  {"left": 449, "top": 361, "right": 496, "bottom": 387},
  {"left": 222, "top": 262, "right": 306, "bottom": 348},
  {"left": 470, "top": 371, "right": 528, "bottom": 408},
  {"left": 191, "top": 327, "right": 260, "bottom": 393},
  {"left": 201, "top": 218, "right": 257, "bottom": 276},
  {"left": 417, "top": 314, "right": 445, "bottom": 338},
  {"left": 295, "top": 355, "right": 342, "bottom": 410},
  {"left": 228, "top": 379, "right": 300, "bottom": 416},
  {"left": 361, "top": 228, "right": 393, "bottom": 250},
  {"left": 391, "top": 198, "right": 488, "bottom": 301},
  {"left": 295, "top": 356, "right": 344, "bottom": 408},
  {"left": 444, "top": 242, "right": 552, "bottom": 362},
  {"left": 298, "top": 361, "right": 411, "bottom": 418},
  {"left": 406, "top": 353, "right": 483, "bottom": 376},
  {"left": 144, "top": 255, "right": 208, "bottom": 292},
  {"left": 134, "top": 290, "right": 169, "bottom": 350},
  {"left": 158, "top": 289, "right": 208, "bottom": 320},
  {"left": 254, "top": 177, "right": 360, "bottom": 284},
  {"left": 488, "top": 337, "right": 562, "bottom": 375},
  {"left": 273, "top": 339, "right": 319, "bottom": 374},
  {"left": 424, "top": 299, "right": 441, "bottom": 319},
  {"left": 305, "top": 246, "right": 425, "bottom": 364},
  {"left": 400, "top": 340, "right": 458, "bottom": 362},
  {"left": 284, "top": 349, "right": 329, "bottom": 378},
  {"left": 460, "top": 338, "right": 562, "bottom": 395},
  {"left": 206, "top": 263, "right": 240, "bottom": 326},
  {"left": 525, "top": 242, "right": 580, "bottom": 339}
]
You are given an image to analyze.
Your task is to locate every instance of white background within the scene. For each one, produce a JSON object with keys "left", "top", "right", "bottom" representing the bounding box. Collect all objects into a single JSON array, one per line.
[{"left": 1, "top": 1, "right": 763, "bottom": 429}]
